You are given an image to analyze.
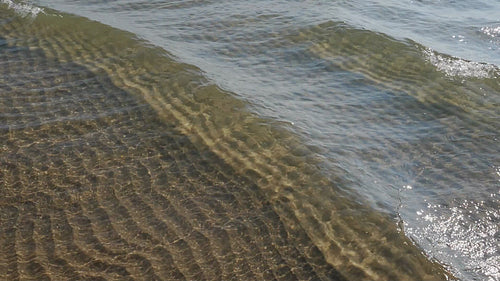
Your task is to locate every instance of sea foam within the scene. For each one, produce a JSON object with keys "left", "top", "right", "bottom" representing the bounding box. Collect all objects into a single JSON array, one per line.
[
  {"left": 0, "top": 0, "right": 43, "bottom": 17},
  {"left": 424, "top": 48, "right": 498, "bottom": 79},
  {"left": 481, "top": 26, "right": 500, "bottom": 38}
]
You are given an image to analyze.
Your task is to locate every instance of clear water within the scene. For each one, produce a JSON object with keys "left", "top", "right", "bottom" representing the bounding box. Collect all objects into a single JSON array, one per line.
[{"left": 3, "top": 0, "right": 500, "bottom": 280}]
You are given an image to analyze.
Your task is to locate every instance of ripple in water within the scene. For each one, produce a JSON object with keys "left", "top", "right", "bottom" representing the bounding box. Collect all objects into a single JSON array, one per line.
[{"left": 2, "top": 1, "right": 500, "bottom": 280}]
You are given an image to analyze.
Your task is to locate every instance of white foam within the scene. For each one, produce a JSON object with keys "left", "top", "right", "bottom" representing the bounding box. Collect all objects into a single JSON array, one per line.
[
  {"left": 0, "top": 0, "right": 43, "bottom": 18},
  {"left": 424, "top": 48, "right": 498, "bottom": 79},
  {"left": 481, "top": 26, "right": 500, "bottom": 38}
]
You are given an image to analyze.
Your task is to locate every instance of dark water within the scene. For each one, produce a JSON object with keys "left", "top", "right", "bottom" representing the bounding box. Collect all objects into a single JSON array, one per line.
[{"left": 1, "top": 0, "right": 499, "bottom": 280}]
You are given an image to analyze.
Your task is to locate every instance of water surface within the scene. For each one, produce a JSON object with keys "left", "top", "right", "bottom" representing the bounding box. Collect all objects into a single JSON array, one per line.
[{"left": 1, "top": 0, "right": 499, "bottom": 280}]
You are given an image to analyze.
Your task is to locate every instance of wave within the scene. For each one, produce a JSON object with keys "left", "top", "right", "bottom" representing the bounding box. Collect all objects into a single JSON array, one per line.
[
  {"left": 0, "top": 4, "right": 455, "bottom": 281},
  {"left": 298, "top": 21, "right": 499, "bottom": 122}
]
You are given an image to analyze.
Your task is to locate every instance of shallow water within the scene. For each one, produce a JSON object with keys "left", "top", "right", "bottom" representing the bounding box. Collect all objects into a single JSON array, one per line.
[{"left": 1, "top": 0, "right": 499, "bottom": 280}]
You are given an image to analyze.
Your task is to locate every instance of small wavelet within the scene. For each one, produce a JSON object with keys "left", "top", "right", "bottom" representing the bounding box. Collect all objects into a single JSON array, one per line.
[
  {"left": 424, "top": 48, "right": 498, "bottom": 79},
  {"left": 0, "top": 0, "right": 43, "bottom": 17}
]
